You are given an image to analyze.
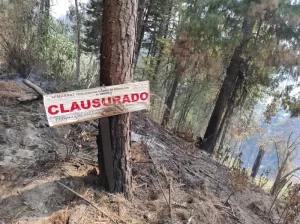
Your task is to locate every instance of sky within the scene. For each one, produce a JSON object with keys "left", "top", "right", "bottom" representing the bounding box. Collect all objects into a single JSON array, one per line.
[{"left": 51, "top": 0, "right": 89, "bottom": 19}]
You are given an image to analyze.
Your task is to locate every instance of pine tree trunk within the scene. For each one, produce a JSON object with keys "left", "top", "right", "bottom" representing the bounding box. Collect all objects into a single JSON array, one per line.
[
  {"left": 38, "top": 0, "right": 50, "bottom": 39},
  {"left": 135, "top": 0, "right": 151, "bottom": 66},
  {"left": 161, "top": 64, "right": 180, "bottom": 127},
  {"left": 200, "top": 19, "right": 254, "bottom": 153},
  {"left": 215, "top": 108, "right": 232, "bottom": 159},
  {"left": 251, "top": 147, "right": 265, "bottom": 178},
  {"left": 98, "top": 0, "right": 137, "bottom": 199},
  {"left": 154, "top": 1, "right": 173, "bottom": 76},
  {"left": 75, "top": 0, "right": 81, "bottom": 80},
  {"left": 176, "top": 88, "right": 193, "bottom": 132}
]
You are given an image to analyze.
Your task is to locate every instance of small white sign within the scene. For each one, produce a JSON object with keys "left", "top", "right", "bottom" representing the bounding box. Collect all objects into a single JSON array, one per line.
[{"left": 43, "top": 81, "right": 150, "bottom": 127}]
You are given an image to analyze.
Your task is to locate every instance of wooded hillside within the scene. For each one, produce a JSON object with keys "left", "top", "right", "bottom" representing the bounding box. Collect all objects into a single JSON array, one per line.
[{"left": 1, "top": 0, "right": 300, "bottom": 223}]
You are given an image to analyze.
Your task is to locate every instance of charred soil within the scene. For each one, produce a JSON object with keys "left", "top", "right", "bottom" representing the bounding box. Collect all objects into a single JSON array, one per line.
[{"left": 0, "top": 79, "right": 283, "bottom": 224}]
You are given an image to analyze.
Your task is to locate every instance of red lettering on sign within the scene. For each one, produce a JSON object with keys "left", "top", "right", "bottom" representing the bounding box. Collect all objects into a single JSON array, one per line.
[
  {"left": 60, "top": 104, "right": 70, "bottom": 113},
  {"left": 102, "top": 97, "right": 112, "bottom": 106},
  {"left": 48, "top": 105, "right": 59, "bottom": 115},
  {"left": 92, "top": 99, "right": 101, "bottom": 108},
  {"left": 70, "top": 102, "right": 81, "bottom": 112},
  {"left": 140, "top": 92, "right": 149, "bottom": 101},
  {"left": 113, "top": 96, "right": 122, "bottom": 104},
  {"left": 122, "top": 95, "right": 131, "bottom": 104},
  {"left": 131, "top": 93, "right": 139, "bottom": 102},
  {"left": 81, "top": 100, "right": 91, "bottom": 110}
]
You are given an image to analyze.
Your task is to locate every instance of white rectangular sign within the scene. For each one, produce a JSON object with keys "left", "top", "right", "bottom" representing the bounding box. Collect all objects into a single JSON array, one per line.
[{"left": 43, "top": 81, "right": 150, "bottom": 127}]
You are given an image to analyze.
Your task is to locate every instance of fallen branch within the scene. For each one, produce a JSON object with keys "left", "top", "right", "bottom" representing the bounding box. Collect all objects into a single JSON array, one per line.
[
  {"left": 23, "top": 79, "right": 46, "bottom": 96},
  {"left": 187, "top": 216, "right": 193, "bottom": 224},
  {"left": 184, "top": 166, "right": 222, "bottom": 185},
  {"left": 172, "top": 202, "right": 188, "bottom": 208},
  {"left": 161, "top": 165, "right": 169, "bottom": 183},
  {"left": 169, "top": 179, "right": 173, "bottom": 221},
  {"left": 151, "top": 176, "right": 169, "bottom": 206},
  {"left": 148, "top": 153, "right": 170, "bottom": 207},
  {"left": 17, "top": 94, "right": 39, "bottom": 102},
  {"left": 56, "top": 181, "right": 125, "bottom": 224}
]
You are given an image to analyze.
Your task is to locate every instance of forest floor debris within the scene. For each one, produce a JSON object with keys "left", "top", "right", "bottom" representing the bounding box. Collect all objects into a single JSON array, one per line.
[{"left": 0, "top": 79, "right": 283, "bottom": 223}]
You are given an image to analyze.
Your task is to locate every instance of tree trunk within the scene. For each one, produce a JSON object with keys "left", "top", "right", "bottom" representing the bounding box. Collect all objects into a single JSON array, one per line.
[
  {"left": 135, "top": 0, "right": 152, "bottom": 66},
  {"left": 251, "top": 146, "right": 265, "bottom": 178},
  {"left": 215, "top": 107, "right": 232, "bottom": 159},
  {"left": 175, "top": 87, "right": 193, "bottom": 132},
  {"left": 271, "top": 172, "right": 283, "bottom": 196},
  {"left": 75, "top": 0, "right": 81, "bottom": 80},
  {"left": 154, "top": 1, "right": 173, "bottom": 77},
  {"left": 161, "top": 64, "right": 180, "bottom": 127},
  {"left": 97, "top": 0, "right": 137, "bottom": 199},
  {"left": 38, "top": 0, "right": 50, "bottom": 39},
  {"left": 200, "top": 19, "right": 254, "bottom": 153}
]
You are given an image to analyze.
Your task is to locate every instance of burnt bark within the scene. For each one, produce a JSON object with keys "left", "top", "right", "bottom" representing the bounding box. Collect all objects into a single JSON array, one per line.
[
  {"left": 98, "top": 0, "right": 137, "bottom": 199},
  {"left": 161, "top": 64, "right": 180, "bottom": 127},
  {"left": 175, "top": 81, "right": 194, "bottom": 132},
  {"left": 200, "top": 19, "right": 254, "bottom": 154},
  {"left": 251, "top": 146, "right": 265, "bottom": 178}
]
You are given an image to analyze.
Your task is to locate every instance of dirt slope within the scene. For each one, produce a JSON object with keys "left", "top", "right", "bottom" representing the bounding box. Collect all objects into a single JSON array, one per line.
[{"left": 0, "top": 79, "right": 282, "bottom": 224}]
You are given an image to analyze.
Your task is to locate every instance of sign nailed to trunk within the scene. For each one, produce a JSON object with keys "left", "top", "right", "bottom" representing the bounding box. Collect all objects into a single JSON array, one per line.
[{"left": 43, "top": 81, "right": 150, "bottom": 127}]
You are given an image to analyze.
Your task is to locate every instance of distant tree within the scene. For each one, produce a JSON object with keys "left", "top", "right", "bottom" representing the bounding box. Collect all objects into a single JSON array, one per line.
[
  {"left": 201, "top": 0, "right": 300, "bottom": 154},
  {"left": 75, "top": 0, "right": 81, "bottom": 80},
  {"left": 83, "top": 0, "right": 103, "bottom": 55},
  {"left": 270, "top": 132, "right": 300, "bottom": 196},
  {"left": 251, "top": 146, "right": 266, "bottom": 178}
]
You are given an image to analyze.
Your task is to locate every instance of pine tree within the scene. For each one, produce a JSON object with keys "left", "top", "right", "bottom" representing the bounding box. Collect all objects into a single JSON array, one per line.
[
  {"left": 83, "top": 0, "right": 103, "bottom": 55},
  {"left": 97, "top": 0, "right": 137, "bottom": 198}
]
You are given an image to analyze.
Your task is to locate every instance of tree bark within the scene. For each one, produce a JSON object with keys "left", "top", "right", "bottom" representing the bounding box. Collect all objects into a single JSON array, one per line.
[
  {"left": 175, "top": 87, "right": 193, "bottom": 132},
  {"left": 153, "top": 0, "right": 173, "bottom": 77},
  {"left": 161, "top": 64, "right": 180, "bottom": 128},
  {"left": 135, "top": 0, "right": 151, "bottom": 66},
  {"left": 200, "top": 19, "right": 254, "bottom": 153},
  {"left": 215, "top": 107, "right": 232, "bottom": 159},
  {"left": 75, "top": 0, "right": 81, "bottom": 80},
  {"left": 251, "top": 147, "right": 265, "bottom": 178},
  {"left": 98, "top": 0, "right": 137, "bottom": 199}
]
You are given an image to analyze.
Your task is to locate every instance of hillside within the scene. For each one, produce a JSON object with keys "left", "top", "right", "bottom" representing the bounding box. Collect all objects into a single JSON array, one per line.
[{"left": 0, "top": 79, "right": 283, "bottom": 224}]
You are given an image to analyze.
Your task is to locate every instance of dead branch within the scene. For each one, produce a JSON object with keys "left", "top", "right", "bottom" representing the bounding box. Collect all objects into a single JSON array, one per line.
[
  {"left": 184, "top": 166, "right": 222, "bottom": 185},
  {"left": 169, "top": 179, "right": 173, "bottom": 221},
  {"left": 56, "top": 181, "right": 124, "bottom": 224},
  {"left": 151, "top": 176, "right": 169, "bottom": 204},
  {"left": 172, "top": 202, "right": 188, "bottom": 208},
  {"left": 187, "top": 216, "right": 193, "bottom": 224},
  {"left": 148, "top": 152, "right": 171, "bottom": 209},
  {"left": 161, "top": 165, "right": 169, "bottom": 183},
  {"left": 23, "top": 79, "right": 46, "bottom": 96}
]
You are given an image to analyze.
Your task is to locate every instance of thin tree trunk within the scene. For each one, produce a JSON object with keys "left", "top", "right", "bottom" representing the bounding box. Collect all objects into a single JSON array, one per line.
[
  {"left": 251, "top": 147, "right": 265, "bottom": 178},
  {"left": 75, "top": 0, "right": 81, "bottom": 80},
  {"left": 176, "top": 88, "right": 193, "bottom": 132},
  {"left": 154, "top": 1, "right": 173, "bottom": 76},
  {"left": 200, "top": 19, "right": 254, "bottom": 154},
  {"left": 215, "top": 109, "right": 232, "bottom": 159},
  {"left": 38, "top": 0, "right": 50, "bottom": 40},
  {"left": 97, "top": 0, "right": 137, "bottom": 199},
  {"left": 135, "top": 0, "right": 151, "bottom": 66},
  {"left": 161, "top": 64, "right": 180, "bottom": 127}
]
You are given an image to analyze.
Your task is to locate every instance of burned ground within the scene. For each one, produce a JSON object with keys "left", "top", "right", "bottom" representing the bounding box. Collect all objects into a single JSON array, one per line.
[{"left": 0, "top": 79, "right": 283, "bottom": 224}]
